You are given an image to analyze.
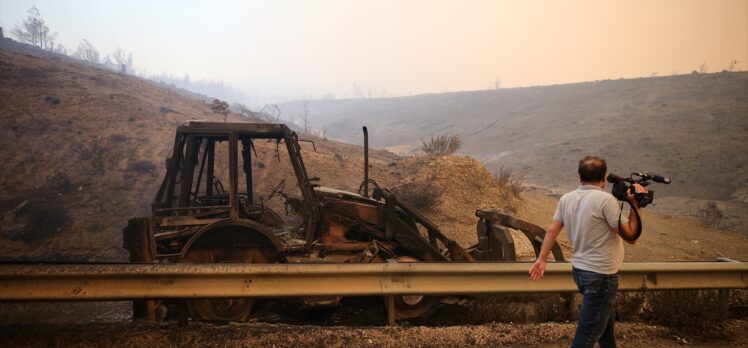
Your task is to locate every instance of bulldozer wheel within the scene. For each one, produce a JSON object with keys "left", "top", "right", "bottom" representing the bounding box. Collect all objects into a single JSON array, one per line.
[
  {"left": 390, "top": 256, "right": 441, "bottom": 319},
  {"left": 182, "top": 247, "right": 272, "bottom": 322}
]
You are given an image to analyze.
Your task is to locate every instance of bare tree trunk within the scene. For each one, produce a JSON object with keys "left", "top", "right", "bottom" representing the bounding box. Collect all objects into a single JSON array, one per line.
[{"left": 302, "top": 100, "right": 310, "bottom": 133}]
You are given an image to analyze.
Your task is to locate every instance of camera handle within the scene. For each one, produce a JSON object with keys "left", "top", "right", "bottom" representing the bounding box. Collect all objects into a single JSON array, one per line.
[{"left": 617, "top": 199, "right": 642, "bottom": 242}]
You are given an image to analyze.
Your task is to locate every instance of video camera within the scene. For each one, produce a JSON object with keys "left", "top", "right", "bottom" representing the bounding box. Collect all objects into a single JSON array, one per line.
[{"left": 607, "top": 172, "right": 671, "bottom": 208}]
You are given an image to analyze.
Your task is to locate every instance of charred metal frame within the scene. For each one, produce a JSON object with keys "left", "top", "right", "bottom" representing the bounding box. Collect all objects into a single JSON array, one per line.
[{"left": 148, "top": 123, "right": 321, "bottom": 259}]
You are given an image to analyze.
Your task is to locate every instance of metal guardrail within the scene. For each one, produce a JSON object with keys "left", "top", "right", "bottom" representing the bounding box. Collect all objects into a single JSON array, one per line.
[{"left": 0, "top": 262, "right": 745, "bottom": 301}]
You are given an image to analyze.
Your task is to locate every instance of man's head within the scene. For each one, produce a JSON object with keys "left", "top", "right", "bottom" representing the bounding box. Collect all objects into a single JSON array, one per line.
[{"left": 578, "top": 155, "right": 607, "bottom": 184}]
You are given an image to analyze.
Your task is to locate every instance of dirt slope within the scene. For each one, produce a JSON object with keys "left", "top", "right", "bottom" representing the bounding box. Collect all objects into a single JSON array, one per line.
[{"left": 388, "top": 155, "right": 524, "bottom": 246}]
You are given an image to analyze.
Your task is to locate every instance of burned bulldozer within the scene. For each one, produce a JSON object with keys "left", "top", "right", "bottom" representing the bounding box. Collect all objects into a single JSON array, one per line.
[{"left": 123, "top": 122, "right": 564, "bottom": 321}]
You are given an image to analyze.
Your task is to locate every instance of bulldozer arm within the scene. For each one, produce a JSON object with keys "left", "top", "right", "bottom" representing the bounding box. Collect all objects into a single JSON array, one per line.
[{"left": 470, "top": 210, "right": 566, "bottom": 262}]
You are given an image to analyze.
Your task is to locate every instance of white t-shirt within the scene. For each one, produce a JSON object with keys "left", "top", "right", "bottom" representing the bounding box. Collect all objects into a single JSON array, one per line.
[{"left": 553, "top": 185, "right": 628, "bottom": 274}]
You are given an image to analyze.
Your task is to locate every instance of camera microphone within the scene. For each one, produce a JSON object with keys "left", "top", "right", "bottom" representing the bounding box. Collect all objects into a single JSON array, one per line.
[
  {"left": 651, "top": 174, "right": 671, "bottom": 184},
  {"left": 606, "top": 173, "right": 624, "bottom": 183}
]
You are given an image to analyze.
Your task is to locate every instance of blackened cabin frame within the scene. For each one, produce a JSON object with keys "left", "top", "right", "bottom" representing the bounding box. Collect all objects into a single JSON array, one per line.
[{"left": 152, "top": 122, "right": 320, "bottom": 250}]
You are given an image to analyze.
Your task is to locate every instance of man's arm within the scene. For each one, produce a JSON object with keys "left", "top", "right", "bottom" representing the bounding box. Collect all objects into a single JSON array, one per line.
[
  {"left": 529, "top": 220, "right": 563, "bottom": 281},
  {"left": 611, "top": 183, "right": 646, "bottom": 244}
]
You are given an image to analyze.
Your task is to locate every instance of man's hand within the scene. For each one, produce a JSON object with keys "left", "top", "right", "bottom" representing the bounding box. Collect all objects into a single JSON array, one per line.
[
  {"left": 529, "top": 259, "right": 546, "bottom": 281},
  {"left": 529, "top": 220, "right": 563, "bottom": 281},
  {"left": 626, "top": 183, "right": 648, "bottom": 207}
]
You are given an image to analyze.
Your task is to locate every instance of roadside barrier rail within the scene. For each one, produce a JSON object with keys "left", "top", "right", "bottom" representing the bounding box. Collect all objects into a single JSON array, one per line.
[{"left": 0, "top": 262, "right": 745, "bottom": 301}]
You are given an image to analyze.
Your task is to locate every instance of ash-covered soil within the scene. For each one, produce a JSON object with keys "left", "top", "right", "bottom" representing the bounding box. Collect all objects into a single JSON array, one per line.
[
  {"left": 1, "top": 292, "right": 746, "bottom": 347},
  {"left": 1, "top": 320, "right": 746, "bottom": 348}
]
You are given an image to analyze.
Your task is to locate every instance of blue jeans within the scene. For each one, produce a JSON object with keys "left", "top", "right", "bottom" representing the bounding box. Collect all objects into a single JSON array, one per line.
[{"left": 571, "top": 267, "right": 619, "bottom": 348}]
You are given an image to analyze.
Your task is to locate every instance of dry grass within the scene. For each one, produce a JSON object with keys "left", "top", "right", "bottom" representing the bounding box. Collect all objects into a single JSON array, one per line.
[
  {"left": 699, "top": 201, "right": 723, "bottom": 226},
  {"left": 391, "top": 182, "right": 439, "bottom": 210}
]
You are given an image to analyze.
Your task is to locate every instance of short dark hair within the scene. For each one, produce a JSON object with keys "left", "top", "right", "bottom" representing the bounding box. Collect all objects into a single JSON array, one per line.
[{"left": 578, "top": 155, "right": 607, "bottom": 183}]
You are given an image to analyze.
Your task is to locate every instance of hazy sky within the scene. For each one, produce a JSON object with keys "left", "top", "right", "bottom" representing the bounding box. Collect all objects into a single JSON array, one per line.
[{"left": 1, "top": 0, "right": 746, "bottom": 101}]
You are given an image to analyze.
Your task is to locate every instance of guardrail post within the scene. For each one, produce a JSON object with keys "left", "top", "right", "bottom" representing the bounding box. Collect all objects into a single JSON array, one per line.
[
  {"left": 178, "top": 300, "right": 189, "bottom": 326},
  {"left": 123, "top": 218, "right": 156, "bottom": 321},
  {"left": 718, "top": 289, "right": 729, "bottom": 319},
  {"left": 386, "top": 296, "right": 396, "bottom": 326},
  {"left": 561, "top": 293, "right": 576, "bottom": 320},
  {"left": 716, "top": 256, "right": 738, "bottom": 319}
]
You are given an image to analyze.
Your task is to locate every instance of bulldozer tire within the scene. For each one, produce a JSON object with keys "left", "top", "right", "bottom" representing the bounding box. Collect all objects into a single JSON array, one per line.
[
  {"left": 391, "top": 256, "right": 442, "bottom": 319},
  {"left": 182, "top": 246, "right": 272, "bottom": 322}
]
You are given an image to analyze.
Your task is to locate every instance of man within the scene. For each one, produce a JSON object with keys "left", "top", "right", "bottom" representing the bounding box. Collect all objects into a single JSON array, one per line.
[{"left": 529, "top": 155, "right": 646, "bottom": 348}]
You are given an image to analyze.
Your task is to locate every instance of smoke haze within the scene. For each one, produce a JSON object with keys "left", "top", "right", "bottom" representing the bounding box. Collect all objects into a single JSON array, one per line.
[{"left": 1, "top": 0, "right": 746, "bottom": 103}]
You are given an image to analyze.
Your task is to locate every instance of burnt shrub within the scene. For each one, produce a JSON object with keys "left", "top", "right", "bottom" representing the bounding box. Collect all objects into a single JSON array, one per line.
[
  {"left": 27, "top": 202, "right": 68, "bottom": 239},
  {"left": 127, "top": 160, "right": 156, "bottom": 173},
  {"left": 79, "top": 143, "right": 106, "bottom": 174},
  {"left": 49, "top": 172, "right": 74, "bottom": 194},
  {"left": 5, "top": 200, "right": 70, "bottom": 241},
  {"left": 86, "top": 221, "right": 104, "bottom": 233},
  {"left": 494, "top": 165, "right": 524, "bottom": 198},
  {"left": 109, "top": 134, "right": 128, "bottom": 142},
  {"left": 43, "top": 96, "right": 60, "bottom": 105},
  {"left": 391, "top": 182, "right": 439, "bottom": 210},
  {"left": 421, "top": 134, "right": 461, "bottom": 155},
  {"left": 615, "top": 292, "right": 646, "bottom": 321},
  {"left": 159, "top": 106, "right": 177, "bottom": 114}
]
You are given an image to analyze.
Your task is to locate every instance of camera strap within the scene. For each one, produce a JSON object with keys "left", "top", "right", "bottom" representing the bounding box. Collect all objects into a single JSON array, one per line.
[{"left": 618, "top": 200, "right": 642, "bottom": 241}]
